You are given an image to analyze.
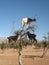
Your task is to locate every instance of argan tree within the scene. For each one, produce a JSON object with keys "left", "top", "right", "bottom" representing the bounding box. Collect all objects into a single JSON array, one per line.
[
  {"left": 14, "top": 25, "right": 36, "bottom": 65},
  {"left": 14, "top": 18, "right": 37, "bottom": 65}
]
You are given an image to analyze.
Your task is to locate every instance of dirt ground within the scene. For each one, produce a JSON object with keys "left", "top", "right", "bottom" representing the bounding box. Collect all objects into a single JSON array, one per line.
[{"left": 0, "top": 46, "right": 49, "bottom": 65}]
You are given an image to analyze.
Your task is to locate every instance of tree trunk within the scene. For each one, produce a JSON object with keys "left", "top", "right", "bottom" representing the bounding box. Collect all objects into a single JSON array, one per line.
[
  {"left": 18, "top": 35, "right": 23, "bottom": 65},
  {"left": 18, "top": 50, "right": 23, "bottom": 65}
]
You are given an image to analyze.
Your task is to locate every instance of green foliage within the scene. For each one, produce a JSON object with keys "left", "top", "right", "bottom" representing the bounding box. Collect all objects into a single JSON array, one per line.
[
  {"left": 14, "top": 30, "right": 22, "bottom": 35},
  {"left": 34, "top": 43, "right": 41, "bottom": 49},
  {"left": 46, "top": 42, "right": 49, "bottom": 48},
  {"left": 9, "top": 43, "right": 14, "bottom": 48},
  {"left": 22, "top": 41, "right": 28, "bottom": 47},
  {"left": 26, "top": 25, "right": 35, "bottom": 32},
  {"left": 42, "top": 41, "right": 47, "bottom": 48},
  {"left": 0, "top": 43, "right": 7, "bottom": 53},
  {"left": 8, "top": 42, "right": 19, "bottom": 49},
  {"left": 0, "top": 43, "right": 5, "bottom": 50},
  {"left": 13, "top": 44, "right": 19, "bottom": 49}
]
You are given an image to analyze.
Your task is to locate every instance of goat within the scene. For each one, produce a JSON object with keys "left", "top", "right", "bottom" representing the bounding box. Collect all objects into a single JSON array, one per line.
[
  {"left": 7, "top": 34, "right": 19, "bottom": 43},
  {"left": 27, "top": 31, "right": 37, "bottom": 43},
  {"left": 21, "top": 18, "right": 36, "bottom": 30}
]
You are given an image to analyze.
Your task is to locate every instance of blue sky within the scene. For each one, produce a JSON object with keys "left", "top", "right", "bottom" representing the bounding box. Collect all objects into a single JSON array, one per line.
[{"left": 0, "top": 0, "right": 49, "bottom": 41}]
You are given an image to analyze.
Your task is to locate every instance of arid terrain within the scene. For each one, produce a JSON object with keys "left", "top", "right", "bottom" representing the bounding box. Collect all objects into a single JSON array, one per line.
[{"left": 0, "top": 46, "right": 49, "bottom": 65}]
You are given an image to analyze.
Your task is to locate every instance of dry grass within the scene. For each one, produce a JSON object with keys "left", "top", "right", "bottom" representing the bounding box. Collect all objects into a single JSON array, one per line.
[{"left": 0, "top": 46, "right": 49, "bottom": 65}]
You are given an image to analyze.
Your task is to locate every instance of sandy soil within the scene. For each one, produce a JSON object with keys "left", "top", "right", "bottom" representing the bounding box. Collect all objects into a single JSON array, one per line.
[{"left": 0, "top": 46, "right": 49, "bottom": 65}]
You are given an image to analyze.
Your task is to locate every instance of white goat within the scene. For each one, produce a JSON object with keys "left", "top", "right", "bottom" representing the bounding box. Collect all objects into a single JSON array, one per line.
[{"left": 21, "top": 18, "right": 36, "bottom": 30}]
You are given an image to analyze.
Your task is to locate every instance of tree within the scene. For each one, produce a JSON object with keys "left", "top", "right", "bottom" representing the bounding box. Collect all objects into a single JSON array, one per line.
[
  {"left": 41, "top": 36, "right": 47, "bottom": 57},
  {"left": 14, "top": 30, "right": 23, "bottom": 65},
  {"left": 14, "top": 24, "right": 36, "bottom": 65},
  {"left": 14, "top": 18, "right": 37, "bottom": 65}
]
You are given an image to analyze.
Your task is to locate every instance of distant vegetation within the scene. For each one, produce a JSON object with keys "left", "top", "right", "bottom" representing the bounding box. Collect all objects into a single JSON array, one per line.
[{"left": 0, "top": 39, "right": 49, "bottom": 53}]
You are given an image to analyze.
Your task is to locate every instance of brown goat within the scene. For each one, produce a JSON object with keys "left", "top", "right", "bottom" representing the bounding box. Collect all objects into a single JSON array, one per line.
[{"left": 7, "top": 34, "right": 19, "bottom": 43}]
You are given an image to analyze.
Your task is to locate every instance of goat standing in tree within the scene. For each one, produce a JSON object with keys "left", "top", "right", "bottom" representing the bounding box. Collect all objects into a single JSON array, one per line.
[
  {"left": 27, "top": 31, "right": 37, "bottom": 43},
  {"left": 21, "top": 18, "right": 36, "bottom": 30},
  {"left": 7, "top": 34, "right": 19, "bottom": 43}
]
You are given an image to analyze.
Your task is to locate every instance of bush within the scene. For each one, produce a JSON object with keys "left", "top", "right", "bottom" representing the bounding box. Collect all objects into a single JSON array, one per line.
[
  {"left": 34, "top": 43, "right": 41, "bottom": 49},
  {"left": 0, "top": 43, "right": 6, "bottom": 53},
  {"left": 0, "top": 43, "right": 5, "bottom": 49}
]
